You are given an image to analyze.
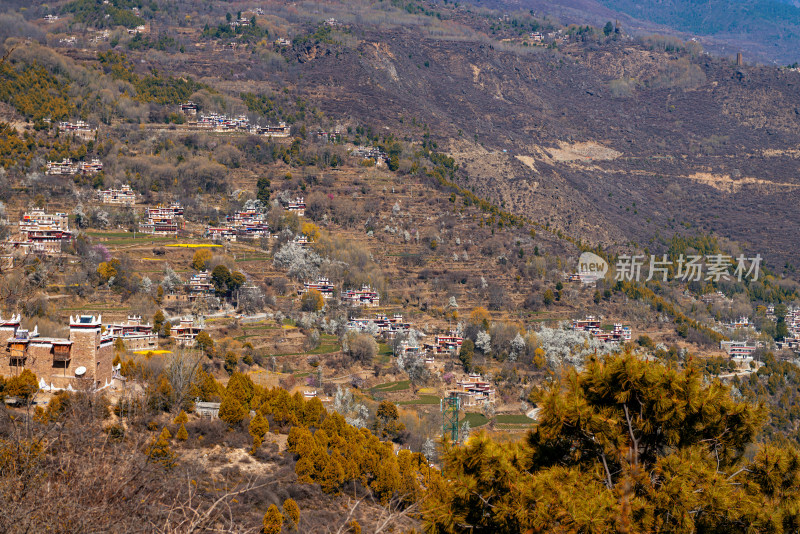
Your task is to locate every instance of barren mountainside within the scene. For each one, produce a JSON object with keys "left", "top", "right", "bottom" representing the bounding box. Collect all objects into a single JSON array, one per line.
[{"left": 257, "top": 28, "right": 800, "bottom": 268}]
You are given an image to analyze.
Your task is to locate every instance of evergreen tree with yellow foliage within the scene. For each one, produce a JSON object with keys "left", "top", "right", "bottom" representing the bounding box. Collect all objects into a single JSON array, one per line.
[
  {"left": 262, "top": 504, "right": 283, "bottom": 534},
  {"left": 249, "top": 412, "right": 269, "bottom": 453},
  {"left": 421, "top": 354, "right": 800, "bottom": 533},
  {"left": 145, "top": 428, "right": 177, "bottom": 470}
]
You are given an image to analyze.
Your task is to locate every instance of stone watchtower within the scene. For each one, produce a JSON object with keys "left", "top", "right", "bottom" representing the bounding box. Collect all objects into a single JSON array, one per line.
[{"left": 68, "top": 315, "right": 113, "bottom": 389}]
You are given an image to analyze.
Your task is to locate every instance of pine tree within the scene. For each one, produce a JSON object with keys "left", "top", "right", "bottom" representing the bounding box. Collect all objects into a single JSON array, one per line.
[
  {"left": 249, "top": 412, "right": 269, "bottom": 453},
  {"left": 262, "top": 504, "right": 283, "bottom": 534},
  {"left": 153, "top": 310, "right": 165, "bottom": 333},
  {"left": 176, "top": 423, "right": 188, "bottom": 441},
  {"left": 218, "top": 394, "right": 247, "bottom": 427},
  {"left": 145, "top": 428, "right": 177, "bottom": 469},
  {"left": 226, "top": 372, "right": 255, "bottom": 407},
  {"left": 195, "top": 368, "right": 223, "bottom": 401},
  {"left": 282, "top": 498, "right": 300, "bottom": 527},
  {"left": 174, "top": 410, "right": 188, "bottom": 425},
  {"left": 294, "top": 456, "right": 316, "bottom": 484},
  {"left": 371, "top": 457, "right": 400, "bottom": 504},
  {"left": 319, "top": 452, "right": 345, "bottom": 494},
  {"left": 421, "top": 354, "right": 779, "bottom": 533}
]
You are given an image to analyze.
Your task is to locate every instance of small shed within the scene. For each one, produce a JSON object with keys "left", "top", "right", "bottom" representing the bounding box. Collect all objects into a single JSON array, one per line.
[{"left": 196, "top": 401, "right": 221, "bottom": 419}]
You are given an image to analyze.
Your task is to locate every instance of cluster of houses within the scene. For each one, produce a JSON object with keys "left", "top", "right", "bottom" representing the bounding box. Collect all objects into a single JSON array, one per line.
[
  {"left": 57, "top": 120, "right": 95, "bottom": 141},
  {"left": 284, "top": 196, "right": 306, "bottom": 216},
  {"left": 194, "top": 112, "right": 251, "bottom": 131},
  {"left": 300, "top": 278, "right": 380, "bottom": 307},
  {"left": 105, "top": 314, "right": 204, "bottom": 350},
  {"left": 180, "top": 106, "right": 291, "bottom": 138},
  {"left": 343, "top": 312, "right": 466, "bottom": 366},
  {"left": 726, "top": 316, "right": 751, "bottom": 329},
  {"left": 206, "top": 208, "right": 271, "bottom": 242},
  {"left": 424, "top": 333, "right": 464, "bottom": 356},
  {"left": 0, "top": 314, "right": 113, "bottom": 391},
  {"left": 527, "top": 29, "right": 567, "bottom": 44},
  {"left": 0, "top": 312, "right": 205, "bottom": 392},
  {"left": 3, "top": 208, "right": 72, "bottom": 256},
  {"left": 90, "top": 29, "right": 111, "bottom": 44},
  {"left": 341, "top": 285, "right": 380, "bottom": 307},
  {"left": 274, "top": 38, "right": 291, "bottom": 46},
  {"left": 777, "top": 308, "right": 800, "bottom": 353},
  {"left": 127, "top": 24, "right": 148, "bottom": 35},
  {"left": 303, "top": 277, "right": 335, "bottom": 299},
  {"left": 46, "top": 158, "right": 103, "bottom": 176},
  {"left": 98, "top": 185, "right": 136, "bottom": 206},
  {"left": 204, "top": 198, "right": 303, "bottom": 242},
  {"left": 721, "top": 340, "right": 763, "bottom": 363},
  {"left": 716, "top": 307, "right": 800, "bottom": 361},
  {"left": 566, "top": 270, "right": 603, "bottom": 285},
  {"left": 139, "top": 203, "right": 184, "bottom": 236},
  {"left": 315, "top": 129, "right": 342, "bottom": 143},
  {"left": 448, "top": 374, "right": 496, "bottom": 407},
  {"left": 104, "top": 315, "right": 157, "bottom": 351},
  {"left": 346, "top": 314, "right": 412, "bottom": 338},
  {"left": 351, "top": 146, "right": 388, "bottom": 165},
  {"left": 229, "top": 16, "right": 253, "bottom": 28},
  {"left": 700, "top": 291, "right": 732, "bottom": 305},
  {"left": 571, "top": 316, "right": 632, "bottom": 343},
  {"left": 198, "top": 112, "right": 252, "bottom": 130}
]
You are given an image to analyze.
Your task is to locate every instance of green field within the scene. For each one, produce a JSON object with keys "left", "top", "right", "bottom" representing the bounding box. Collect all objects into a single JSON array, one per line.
[
  {"left": 105, "top": 237, "right": 178, "bottom": 246},
  {"left": 235, "top": 255, "right": 271, "bottom": 262},
  {"left": 377, "top": 342, "right": 393, "bottom": 364},
  {"left": 234, "top": 334, "right": 264, "bottom": 341},
  {"left": 370, "top": 380, "right": 410, "bottom": 393},
  {"left": 306, "top": 341, "right": 340, "bottom": 355},
  {"left": 242, "top": 324, "right": 280, "bottom": 331},
  {"left": 398, "top": 395, "right": 440, "bottom": 406},
  {"left": 495, "top": 414, "right": 535, "bottom": 425},
  {"left": 87, "top": 231, "right": 178, "bottom": 245},
  {"left": 462, "top": 412, "right": 489, "bottom": 428}
]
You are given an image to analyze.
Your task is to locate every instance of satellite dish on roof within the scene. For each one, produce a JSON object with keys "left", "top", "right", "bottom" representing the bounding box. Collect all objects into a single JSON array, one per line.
[{"left": 75, "top": 366, "right": 86, "bottom": 377}]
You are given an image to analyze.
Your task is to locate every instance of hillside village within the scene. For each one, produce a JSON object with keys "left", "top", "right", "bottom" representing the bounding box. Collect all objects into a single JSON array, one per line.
[{"left": 1, "top": 0, "right": 800, "bottom": 532}]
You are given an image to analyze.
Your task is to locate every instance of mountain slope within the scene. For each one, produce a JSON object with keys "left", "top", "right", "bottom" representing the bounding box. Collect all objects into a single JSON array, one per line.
[
  {"left": 465, "top": 0, "right": 800, "bottom": 64},
  {"left": 259, "top": 27, "right": 800, "bottom": 269}
]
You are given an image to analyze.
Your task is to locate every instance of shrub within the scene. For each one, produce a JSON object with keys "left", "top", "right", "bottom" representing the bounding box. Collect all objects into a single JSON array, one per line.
[
  {"left": 191, "top": 249, "right": 213, "bottom": 270},
  {"left": 6, "top": 369, "right": 38, "bottom": 402},
  {"left": 144, "top": 428, "right": 177, "bottom": 469},
  {"left": 346, "top": 333, "right": 377, "bottom": 364},
  {"left": 174, "top": 410, "right": 189, "bottom": 425},
  {"left": 283, "top": 498, "right": 300, "bottom": 526},
  {"left": 301, "top": 288, "right": 324, "bottom": 312},
  {"left": 262, "top": 504, "right": 283, "bottom": 534}
]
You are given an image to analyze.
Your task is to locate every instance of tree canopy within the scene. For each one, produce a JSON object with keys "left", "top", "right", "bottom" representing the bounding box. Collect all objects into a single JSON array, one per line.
[{"left": 422, "top": 354, "right": 800, "bottom": 533}]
